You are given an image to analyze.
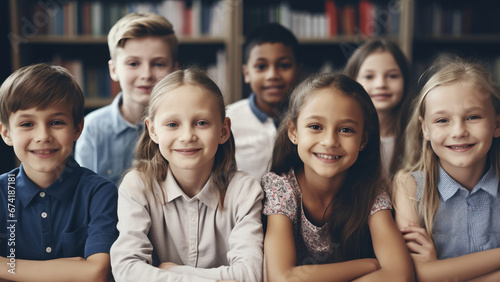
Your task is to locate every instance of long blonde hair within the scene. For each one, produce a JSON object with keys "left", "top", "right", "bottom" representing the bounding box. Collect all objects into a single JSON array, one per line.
[
  {"left": 399, "top": 54, "right": 500, "bottom": 235},
  {"left": 134, "top": 68, "right": 236, "bottom": 208}
]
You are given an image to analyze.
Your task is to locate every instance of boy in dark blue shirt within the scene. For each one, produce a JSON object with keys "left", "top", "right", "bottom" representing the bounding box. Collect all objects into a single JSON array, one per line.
[{"left": 0, "top": 63, "right": 118, "bottom": 281}]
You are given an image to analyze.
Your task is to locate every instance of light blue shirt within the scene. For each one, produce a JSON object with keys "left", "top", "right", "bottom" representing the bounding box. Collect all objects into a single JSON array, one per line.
[
  {"left": 413, "top": 165, "right": 500, "bottom": 259},
  {"left": 75, "top": 93, "right": 144, "bottom": 185}
]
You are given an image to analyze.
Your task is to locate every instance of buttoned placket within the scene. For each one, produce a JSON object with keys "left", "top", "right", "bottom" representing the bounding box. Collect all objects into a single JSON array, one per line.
[
  {"left": 38, "top": 191, "right": 55, "bottom": 259},
  {"left": 187, "top": 199, "right": 199, "bottom": 266}
]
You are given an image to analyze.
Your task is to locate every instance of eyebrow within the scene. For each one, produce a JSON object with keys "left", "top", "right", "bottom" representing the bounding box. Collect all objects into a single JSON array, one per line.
[
  {"left": 305, "top": 116, "right": 360, "bottom": 126},
  {"left": 16, "top": 112, "right": 70, "bottom": 119},
  {"left": 428, "top": 106, "right": 485, "bottom": 116}
]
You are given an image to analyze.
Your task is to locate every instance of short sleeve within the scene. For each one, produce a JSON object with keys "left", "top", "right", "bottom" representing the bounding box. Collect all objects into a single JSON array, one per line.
[
  {"left": 369, "top": 191, "right": 392, "bottom": 218},
  {"left": 261, "top": 172, "right": 298, "bottom": 220}
]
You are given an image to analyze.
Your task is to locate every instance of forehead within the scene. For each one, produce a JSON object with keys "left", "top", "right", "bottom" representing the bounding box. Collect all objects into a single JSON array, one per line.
[
  {"left": 359, "top": 50, "right": 399, "bottom": 72},
  {"left": 247, "top": 42, "right": 295, "bottom": 62},
  {"left": 300, "top": 88, "right": 364, "bottom": 122},
  {"left": 425, "top": 82, "right": 494, "bottom": 114},
  {"left": 154, "top": 85, "right": 221, "bottom": 117},
  {"left": 116, "top": 36, "right": 172, "bottom": 60}
]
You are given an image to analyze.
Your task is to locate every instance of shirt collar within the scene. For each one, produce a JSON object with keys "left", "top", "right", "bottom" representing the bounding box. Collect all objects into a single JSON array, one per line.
[
  {"left": 248, "top": 93, "right": 281, "bottom": 128},
  {"left": 437, "top": 164, "right": 498, "bottom": 201},
  {"left": 164, "top": 167, "right": 219, "bottom": 209},
  {"left": 111, "top": 93, "right": 144, "bottom": 134},
  {"left": 17, "top": 157, "right": 82, "bottom": 207}
]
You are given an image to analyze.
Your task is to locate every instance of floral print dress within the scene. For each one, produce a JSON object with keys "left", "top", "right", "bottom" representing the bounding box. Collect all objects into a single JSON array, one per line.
[{"left": 262, "top": 169, "right": 392, "bottom": 265}]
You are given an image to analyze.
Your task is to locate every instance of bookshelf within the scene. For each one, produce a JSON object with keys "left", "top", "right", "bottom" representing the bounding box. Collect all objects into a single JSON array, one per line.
[
  {"left": 235, "top": 0, "right": 414, "bottom": 99},
  {"left": 10, "top": 0, "right": 498, "bottom": 107},
  {"left": 8, "top": 0, "right": 237, "bottom": 109},
  {"left": 411, "top": 0, "right": 500, "bottom": 85}
]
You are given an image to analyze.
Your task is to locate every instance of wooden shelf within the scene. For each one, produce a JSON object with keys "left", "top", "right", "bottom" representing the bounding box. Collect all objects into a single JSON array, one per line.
[
  {"left": 414, "top": 34, "right": 500, "bottom": 44},
  {"left": 84, "top": 98, "right": 114, "bottom": 108}
]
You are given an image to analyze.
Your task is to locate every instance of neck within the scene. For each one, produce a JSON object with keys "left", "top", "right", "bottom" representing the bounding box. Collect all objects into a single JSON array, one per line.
[
  {"left": 170, "top": 163, "right": 213, "bottom": 198},
  {"left": 255, "top": 98, "right": 281, "bottom": 119},
  {"left": 442, "top": 159, "right": 488, "bottom": 191},
  {"left": 120, "top": 99, "right": 145, "bottom": 124},
  {"left": 377, "top": 111, "right": 396, "bottom": 138},
  {"left": 26, "top": 165, "right": 66, "bottom": 189},
  {"left": 297, "top": 169, "right": 344, "bottom": 204}
]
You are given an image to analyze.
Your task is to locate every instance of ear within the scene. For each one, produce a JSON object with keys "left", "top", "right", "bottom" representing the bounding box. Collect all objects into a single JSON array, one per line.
[
  {"left": 287, "top": 120, "right": 298, "bottom": 145},
  {"left": 0, "top": 123, "right": 13, "bottom": 146},
  {"left": 219, "top": 117, "right": 231, "bottom": 144},
  {"left": 108, "top": 59, "right": 119, "bottom": 82},
  {"left": 419, "top": 116, "right": 430, "bottom": 141},
  {"left": 494, "top": 114, "right": 500, "bottom": 138},
  {"left": 242, "top": 65, "right": 250, "bottom": 84},
  {"left": 360, "top": 132, "right": 368, "bottom": 151},
  {"left": 146, "top": 118, "right": 159, "bottom": 144},
  {"left": 73, "top": 119, "right": 84, "bottom": 142}
]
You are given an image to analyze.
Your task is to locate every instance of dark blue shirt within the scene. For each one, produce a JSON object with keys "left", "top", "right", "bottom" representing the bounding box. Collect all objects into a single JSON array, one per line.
[{"left": 0, "top": 157, "right": 118, "bottom": 260}]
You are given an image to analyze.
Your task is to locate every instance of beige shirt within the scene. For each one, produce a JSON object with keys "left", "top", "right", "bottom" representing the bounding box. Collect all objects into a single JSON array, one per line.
[{"left": 110, "top": 168, "right": 264, "bottom": 282}]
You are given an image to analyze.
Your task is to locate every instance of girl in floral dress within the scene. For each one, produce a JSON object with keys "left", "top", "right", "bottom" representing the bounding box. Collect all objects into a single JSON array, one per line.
[{"left": 262, "top": 73, "right": 414, "bottom": 281}]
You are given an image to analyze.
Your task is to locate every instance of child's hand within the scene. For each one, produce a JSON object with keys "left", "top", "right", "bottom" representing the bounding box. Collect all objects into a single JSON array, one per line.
[
  {"left": 158, "top": 262, "right": 178, "bottom": 270},
  {"left": 400, "top": 222, "right": 437, "bottom": 263}
]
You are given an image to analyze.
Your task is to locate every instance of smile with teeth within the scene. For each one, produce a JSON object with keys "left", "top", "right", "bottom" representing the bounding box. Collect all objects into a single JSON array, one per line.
[
  {"left": 315, "top": 153, "right": 341, "bottom": 160},
  {"left": 448, "top": 144, "right": 473, "bottom": 149},
  {"left": 31, "top": 149, "right": 57, "bottom": 154}
]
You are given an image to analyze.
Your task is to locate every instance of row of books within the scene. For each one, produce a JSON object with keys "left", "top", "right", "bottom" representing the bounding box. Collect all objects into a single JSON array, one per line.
[
  {"left": 243, "top": 0, "right": 400, "bottom": 38},
  {"left": 414, "top": 2, "right": 500, "bottom": 36},
  {"left": 25, "top": 0, "right": 227, "bottom": 37},
  {"left": 53, "top": 55, "right": 120, "bottom": 100},
  {"left": 53, "top": 48, "right": 229, "bottom": 102}
]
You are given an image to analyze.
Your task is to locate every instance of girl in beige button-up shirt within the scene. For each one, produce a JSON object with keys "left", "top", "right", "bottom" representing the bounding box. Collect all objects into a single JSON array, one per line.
[{"left": 110, "top": 69, "right": 264, "bottom": 282}]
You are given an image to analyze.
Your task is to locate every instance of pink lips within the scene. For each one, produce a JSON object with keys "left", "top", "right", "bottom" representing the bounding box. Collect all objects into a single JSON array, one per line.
[
  {"left": 447, "top": 144, "right": 474, "bottom": 152},
  {"left": 137, "top": 86, "right": 154, "bottom": 93},
  {"left": 371, "top": 93, "right": 392, "bottom": 100},
  {"left": 314, "top": 153, "right": 342, "bottom": 163},
  {"left": 174, "top": 148, "right": 201, "bottom": 156},
  {"left": 30, "top": 149, "right": 58, "bottom": 158}
]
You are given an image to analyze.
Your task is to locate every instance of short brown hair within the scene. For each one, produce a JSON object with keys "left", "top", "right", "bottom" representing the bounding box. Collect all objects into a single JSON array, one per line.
[
  {"left": 0, "top": 63, "right": 84, "bottom": 128},
  {"left": 108, "top": 12, "right": 178, "bottom": 62}
]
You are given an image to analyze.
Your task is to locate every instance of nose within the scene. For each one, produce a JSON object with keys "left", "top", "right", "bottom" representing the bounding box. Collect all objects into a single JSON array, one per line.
[
  {"left": 35, "top": 125, "right": 52, "bottom": 143},
  {"left": 320, "top": 131, "right": 340, "bottom": 147},
  {"left": 451, "top": 121, "right": 469, "bottom": 139},
  {"left": 178, "top": 126, "right": 196, "bottom": 143},
  {"left": 140, "top": 64, "right": 154, "bottom": 81},
  {"left": 266, "top": 65, "right": 280, "bottom": 80},
  {"left": 374, "top": 75, "right": 386, "bottom": 88}
]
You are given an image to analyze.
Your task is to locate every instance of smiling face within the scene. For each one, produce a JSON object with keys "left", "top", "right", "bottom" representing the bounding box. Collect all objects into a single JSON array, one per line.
[
  {"left": 356, "top": 50, "right": 404, "bottom": 114},
  {"left": 146, "top": 85, "right": 230, "bottom": 178},
  {"left": 243, "top": 42, "right": 298, "bottom": 115},
  {"left": 421, "top": 82, "right": 500, "bottom": 176},
  {"left": 0, "top": 104, "right": 82, "bottom": 188},
  {"left": 289, "top": 88, "right": 366, "bottom": 181},
  {"left": 109, "top": 36, "right": 176, "bottom": 109}
]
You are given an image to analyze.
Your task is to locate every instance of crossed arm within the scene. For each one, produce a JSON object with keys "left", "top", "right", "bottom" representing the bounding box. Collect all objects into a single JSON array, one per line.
[
  {"left": 0, "top": 253, "right": 110, "bottom": 282},
  {"left": 264, "top": 210, "right": 414, "bottom": 282},
  {"left": 393, "top": 172, "right": 500, "bottom": 281}
]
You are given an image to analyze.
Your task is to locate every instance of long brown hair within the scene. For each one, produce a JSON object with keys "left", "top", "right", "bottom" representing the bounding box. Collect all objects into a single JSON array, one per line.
[
  {"left": 272, "top": 72, "right": 387, "bottom": 261},
  {"left": 399, "top": 54, "right": 500, "bottom": 236},
  {"left": 344, "top": 38, "right": 411, "bottom": 176},
  {"left": 134, "top": 68, "right": 236, "bottom": 208}
]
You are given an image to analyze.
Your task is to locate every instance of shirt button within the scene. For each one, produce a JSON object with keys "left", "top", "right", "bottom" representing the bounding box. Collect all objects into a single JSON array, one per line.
[
  {"left": 46, "top": 247, "right": 52, "bottom": 253},
  {"left": 39, "top": 192, "right": 46, "bottom": 198},
  {"left": 190, "top": 242, "right": 195, "bottom": 251},
  {"left": 41, "top": 212, "right": 48, "bottom": 218},
  {"left": 107, "top": 169, "right": 112, "bottom": 175},
  {"left": 190, "top": 216, "right": 196, "bottom": 222}
]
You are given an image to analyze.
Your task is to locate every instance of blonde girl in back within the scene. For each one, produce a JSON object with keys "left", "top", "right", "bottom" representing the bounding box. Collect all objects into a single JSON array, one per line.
[
  {"left": 393, "top": 55, "right": 500, "bottom": 281},
  {"left": 263, "top": 72, "right": 414, "bottom": 281},
  {"left": 110, "top": 68, "right": 264, "bottom": 282}
]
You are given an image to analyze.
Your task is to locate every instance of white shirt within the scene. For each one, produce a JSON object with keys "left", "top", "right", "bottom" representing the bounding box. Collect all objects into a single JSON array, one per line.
[
  {"left": 110, "top": 168, "right": 264, "bottom": 282},
  {"left": 227, "top": 97, "right": 277, "bottom": 180}
]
